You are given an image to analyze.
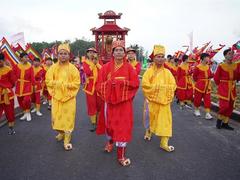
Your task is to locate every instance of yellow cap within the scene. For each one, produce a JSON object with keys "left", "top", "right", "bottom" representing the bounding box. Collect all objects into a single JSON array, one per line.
[
  {"left": 58, "top": 43, "right": 70, "bottom": 53},
  {"left": 149, "top": 45, "right": 165, "bottom": 59},
  {"left": 153, "top": 45, "right": 165, "bottom": 56}
]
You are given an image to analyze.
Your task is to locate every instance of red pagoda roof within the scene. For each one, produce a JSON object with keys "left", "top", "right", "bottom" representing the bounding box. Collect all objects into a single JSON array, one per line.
[{"left": 91, "top": 24, "right": 129, "bottom": 34}]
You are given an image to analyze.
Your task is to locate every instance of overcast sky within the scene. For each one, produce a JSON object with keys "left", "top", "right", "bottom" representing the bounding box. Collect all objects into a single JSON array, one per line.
[{"left": 0, "top": 0, "right": 239, "bottom": 61}]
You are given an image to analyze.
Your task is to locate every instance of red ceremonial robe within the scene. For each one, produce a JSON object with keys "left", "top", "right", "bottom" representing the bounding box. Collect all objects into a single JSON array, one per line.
[
  {"left": 96, "top": 59, "right": 139, "bottom": 142},
  {"left": 82, "top": 59, "right": 102, "bottom": 116},
  {"left": 0, "top": 66, "right": 16, "bottom": 122},
  {"left": 193, "top": 64, "right": 214, "bottom": 109},
  {"left": 176, "top": 63, "right": 193, "bottom": 102},
  {"left": 13, "top": 62, "right": 35, "bottom": 111},
  {"left": 32, "top": 66, "right": 45, "bottom": 105},
  {"left": 214, "top": 62, "right": 237, "bottom": 120}
]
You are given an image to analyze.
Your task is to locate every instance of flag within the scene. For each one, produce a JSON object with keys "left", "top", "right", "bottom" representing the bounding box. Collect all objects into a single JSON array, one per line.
[
  {"left": 182, "top": 45, "right": 189, "bottom": 54},
  {"left": 11, "top": 43, "right": 25, "bottom": 57},
  {"left": 8, "top": 32, "right": 25, "bottom": 50},
  {"left": 206, "top": 45, "right": 213, "bottom": 53},
  {"left": 190, "top": 42, "right": 211, "bottom": 62},
  {"left": 0, "top": 37, "right": 20, "bottom": 66},
  {"left": 50, "top": 44, "right": 58, "bottom": 59},
  {"left": 208, "top": 44, "right": 225, "bottom": 59},
  {"left": 232, "top": 40, "right": 240, "bottom": 63},
  {"left": 187, "top": 31, "right": 193, "bottom": 52},
  {"left": 25, "top": 43, "right": 42, "bottom": 61},
  {"left": 41, "top": 48, "right": 51, "bottom": 61}
]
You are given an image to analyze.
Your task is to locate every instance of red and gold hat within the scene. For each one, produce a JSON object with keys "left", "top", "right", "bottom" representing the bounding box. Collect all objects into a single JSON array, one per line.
[{"left": 112, "top": 40, "right": 125, "bottom": 51}]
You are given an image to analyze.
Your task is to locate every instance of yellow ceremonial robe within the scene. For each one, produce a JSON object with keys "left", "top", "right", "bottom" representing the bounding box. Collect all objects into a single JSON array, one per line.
[
  {"left": 142, "top": 65, "right": 176, "bottom": 137},
  {"left": 46, "top": 62, "right": 80, "bottom": 132}
]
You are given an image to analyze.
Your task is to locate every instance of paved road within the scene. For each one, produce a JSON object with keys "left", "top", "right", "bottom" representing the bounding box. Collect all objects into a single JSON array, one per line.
[{"left": 0, "top": 89, "right": 240, "bottom": 180}]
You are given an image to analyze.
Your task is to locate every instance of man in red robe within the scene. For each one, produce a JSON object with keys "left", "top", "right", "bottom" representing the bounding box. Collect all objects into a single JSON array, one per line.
[
  {"left": 96, "top": 40, "right": 139, "bottom": 166},
  {"left": 31, "top": 58, "right": 45, "bottom": 116},
  {"left": 82, "top": 48, "right": 103, "bottom": 132},
  {"left": 126, "top": 47, "right": 141, "bottom": 75},
  {"left": 214, "top": 48, "right": 237, "bottom": 130},
  {"left": 0, "top": 53, "right": 17, "bottom": 134},
  {"left": 193, "top": 53, "right": 214, "bottom": 119},
  {"left": 176, "top": 54, "right": 193, "bottom": 109},
  {"left": 14, "top": 52, "right": 34, "bottom": 122}
]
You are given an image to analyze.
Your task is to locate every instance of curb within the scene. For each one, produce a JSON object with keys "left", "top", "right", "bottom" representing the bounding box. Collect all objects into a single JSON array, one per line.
[{"left": 211, "top": 102, "right": 240, "bottom": 122}]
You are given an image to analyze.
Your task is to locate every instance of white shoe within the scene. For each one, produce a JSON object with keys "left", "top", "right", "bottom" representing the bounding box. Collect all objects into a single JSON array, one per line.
[
  {"left": 42, "top": 101, "right": 47, "bottom": 105},
  {"left": 205, "top": 113, "right": 213, "bottom": 120},
  {"left": 31, "top": 108, "right": 37, "bottom": 113},
  {"left": 194, "top": 110, "right": 201, "bottom": 116},
  {"left": 36, "top": 111, "right": 43, "bottom": 116},
  {"left": 26, "top": 113, "right": 32, "bottom": 121},
  {"left": 20, "top": 113, "right": 27, "bottom": 120}
]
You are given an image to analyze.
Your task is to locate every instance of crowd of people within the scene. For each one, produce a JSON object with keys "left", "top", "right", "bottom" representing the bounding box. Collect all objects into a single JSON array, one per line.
[{"left": 0, "top": 40, "right": 239, "bottom": 167}]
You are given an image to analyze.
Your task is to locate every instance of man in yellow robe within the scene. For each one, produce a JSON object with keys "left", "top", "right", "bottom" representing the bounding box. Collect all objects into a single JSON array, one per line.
[
  {"left": 46, "top": 43, "right": 80, "bottom": 151},
  {"left": 142, "top": 45, "right": 176, "bottom": 152}
]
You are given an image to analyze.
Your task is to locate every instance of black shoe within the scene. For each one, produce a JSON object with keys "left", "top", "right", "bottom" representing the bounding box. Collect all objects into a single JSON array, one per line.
[
  {"left": 8, "top": 127, "right": 16, "bottom": 135},
  {"left": 48, "top": 105, "right": 51, "bottom": 110},
  {"left": 89, "top": 124, "right": 96, "bottom": 132},
  {"left": 221, "top": 123, "right": 234, "bottom": 130},
  {"left": 216, "top": 119, "right": 222, "bottom": 129}
]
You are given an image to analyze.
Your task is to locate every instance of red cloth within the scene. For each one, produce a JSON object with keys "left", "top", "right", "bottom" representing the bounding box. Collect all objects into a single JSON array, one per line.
[
  {"left": 33, "top": 66, "right": 45, "bottom": 92},
  {"left": 194, "top": 90, "right": 211, "bottom": 109},
  {"left": 193, "top": 64, "right": 213, "bottom": 109},
  {"left": 43, "top": 89, "right": 52, "bottom": 100},
  {"left": 219, "top": 98, "right": 234, "bottom": 118},
  {"left": 134, "top": 62, "right": 141, "bottom": 75},
  {"left": 17, "top": 96, "right": 31, "bottom": 111},
  {"left": 82, "top": 60, "right": 101, "bottom": 94},
  {"left": 176, "top": 89, "right": 193, "bottom": 102},
  {"left": 0, "top": 66, "right": 16, "bottom": 103},
  {"left": 214, "top": 63, "right": 237, "bottom": 101},
  {"left": 214, "top": 63, "right": 237, "bottom": 119},
  {"left": 82, "top": 59, "right": 102, "bottom": 116},
  {"left": 85, "top": 92, "right": 103, "bottom": 116},
  {"left": 235, "top": 63, "right": 240, "bottom": 81},
  {"left": 0, "top": 66, "right": 16, "bottom": 122},
  {"left": 193, "top": 64, "right": 213, "bottom": 94},
  {"left": 32, "top": 66, "right": 44, "bottom": 106},
  {"left": 42, "top": 66, "right": 52, "bottom": 100},
  {"left": 96, "top": 59, "right": 139, "bottom": 142},
  {"left": 176, "top": 63, "right": 193, "bottom": 102},
  {"left": 32, "top": 91, "right": 41, "bottom": 105},
  {"left": 0, "top": 99, "right": 15, "bottom": 122},
  {"left": 164, "top": 62, "right": 178, "bottom": 79},
  {"left": 13, "top": 63, "right": 35, "bottom": 97}
]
